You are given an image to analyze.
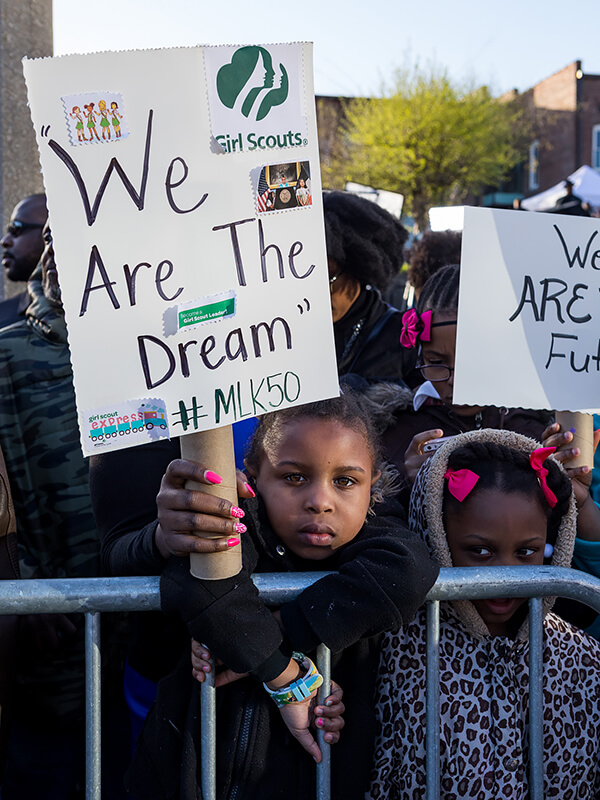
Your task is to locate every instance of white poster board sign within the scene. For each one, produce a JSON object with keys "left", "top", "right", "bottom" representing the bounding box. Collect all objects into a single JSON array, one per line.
[
  {"left": 455, "top": 206, "right": 600, "bottom": 412},
  {"left": 23, "top": 43, "right": 338, "bottom": 457}
]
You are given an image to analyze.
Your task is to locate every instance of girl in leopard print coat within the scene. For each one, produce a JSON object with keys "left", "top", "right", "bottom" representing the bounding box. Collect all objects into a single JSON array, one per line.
[{"left": 368, "top": 429, "right": 600, "bottom": 800}]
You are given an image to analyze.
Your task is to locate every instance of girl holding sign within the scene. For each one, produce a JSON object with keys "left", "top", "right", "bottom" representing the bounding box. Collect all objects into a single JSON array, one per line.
[
  {"left": 94, "top": 392, "right": 437, "bottom": 799},
  {"left": 367, "top": 429, "right": 600, "bottom": 799}
]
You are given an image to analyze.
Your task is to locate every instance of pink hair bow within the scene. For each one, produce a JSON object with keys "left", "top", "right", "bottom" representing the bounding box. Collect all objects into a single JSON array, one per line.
[
  {"left": 444, "top": 468, "right": 479, "bottom": 502},
  {"left": 530, "top": 447, "right": 558, "bottom": 508},
  {"left": 400, "top": 309, "right": 432, "bottom": 349}
]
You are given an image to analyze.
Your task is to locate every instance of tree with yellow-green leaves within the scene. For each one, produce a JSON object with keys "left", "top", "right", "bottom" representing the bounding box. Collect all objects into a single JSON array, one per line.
[{"left": 333, "top": 65, "right": 530, "bottom": 232}]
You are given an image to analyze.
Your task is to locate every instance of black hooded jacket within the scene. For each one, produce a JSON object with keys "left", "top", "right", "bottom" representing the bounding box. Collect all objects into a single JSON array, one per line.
[{"left": 91, "top": 440, "right": 438, "bottom": 800}]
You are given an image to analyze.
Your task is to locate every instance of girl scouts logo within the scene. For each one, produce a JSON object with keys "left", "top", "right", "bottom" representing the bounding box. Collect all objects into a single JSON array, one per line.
[{"left": 216, "top": 46, "right": 289, "bottom": 122}]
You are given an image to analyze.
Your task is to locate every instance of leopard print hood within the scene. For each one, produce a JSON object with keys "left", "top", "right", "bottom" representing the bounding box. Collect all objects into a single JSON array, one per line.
[{"left": 409, "top": 428, "right": 577, "bottom": 640}]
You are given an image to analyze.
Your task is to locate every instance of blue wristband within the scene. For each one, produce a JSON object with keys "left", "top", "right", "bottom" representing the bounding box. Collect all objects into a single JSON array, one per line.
[{"left": 263, "top": 653, "right": 323, "bottom": 708}]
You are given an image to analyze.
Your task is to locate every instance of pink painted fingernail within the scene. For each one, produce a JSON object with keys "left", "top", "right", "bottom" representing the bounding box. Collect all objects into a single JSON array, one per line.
[
  {"left": 234, "top": 523, "right": 247, "bottom": 534},
  {"left": 206, "top": 471, "right": 222, "bottom": 484},
  {"left": 227, "top": 537, "right": 240, "bottom": 547},
  {"left": 316, "top": 718, "right": 324, "bottom": 728},
  {"left": 244, "top": 482, "right": 256, "bottom": 497},
  {"left": 202, "top": 665, "right": 210, "bottom": 672},
  {"left": 231, "top": 506, "right": 245, "bottom": 518}
]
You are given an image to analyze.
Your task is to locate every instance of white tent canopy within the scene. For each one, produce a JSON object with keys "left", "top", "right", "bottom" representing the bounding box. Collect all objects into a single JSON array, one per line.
[{"left": 521, "top": 165, "right": 600, "bottom": 211}]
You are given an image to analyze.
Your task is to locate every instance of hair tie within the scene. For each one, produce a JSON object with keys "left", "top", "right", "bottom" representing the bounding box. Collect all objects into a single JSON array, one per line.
[
  {"left": 444, "top": 468, "right": 479, "bottom": 502},
  {"left": 544, "top": 543, "right": 554, "bottom": 559},
  {"left": 530, "top": 447, "right": 558, "bottom": 508},
  {"left": 400, "top": 309, "right": 432, "bottom": 349}
]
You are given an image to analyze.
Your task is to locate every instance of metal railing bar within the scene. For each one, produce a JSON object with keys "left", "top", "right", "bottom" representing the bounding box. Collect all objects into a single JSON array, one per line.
[
  {"left": 426, "top": 600, "right": 440, "bottom": 800},
  {"left": 528, "top": 597, "right": 544, "bottom": 800},
  {"left": 2, "top": 567, "right": 600, "bottom": 616},
  {"left": 427, "top": 566, "right": 600, "bottom": 611},
  {"left": 85, "top": 611, "right": 102, "bottom": 800},
  {"left": 200, "top": 663, "right": 216, "bottom": 800},
  {"left": 315, "top": 643, "right": 332, "bottom": 800},
  {"left": 0, "top": 577, "right": 162, "bottom": 614}
]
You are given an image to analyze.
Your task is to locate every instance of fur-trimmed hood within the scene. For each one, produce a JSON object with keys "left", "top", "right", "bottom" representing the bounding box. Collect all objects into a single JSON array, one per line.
[
  {"left": 408, "top": 428, "right": 577, "bottom": 640},
  {"left": 360, "top": 381, "right": 415, "bottom": 432}
]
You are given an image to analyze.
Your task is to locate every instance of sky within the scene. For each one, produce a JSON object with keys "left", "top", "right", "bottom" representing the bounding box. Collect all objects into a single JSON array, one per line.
[{"left": 53, "top": 0, "right": 600, "bottom": 98}]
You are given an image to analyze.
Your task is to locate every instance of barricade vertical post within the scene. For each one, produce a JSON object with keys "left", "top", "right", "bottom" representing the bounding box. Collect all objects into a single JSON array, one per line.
[
  {"left": 85, "top": 611, "right": 101, "bottom": 800},
  {"left": 315, "top": 643, "right": 332, "bottom": 800},
  {"left": 200, "top": 663, "right": 217, "bottom": 800},
  {"left": 528, "top": 597, "right": 544, "bottom": 800},
  {"left": 426, "top": 601, "right": 440, "bottom": 800}
]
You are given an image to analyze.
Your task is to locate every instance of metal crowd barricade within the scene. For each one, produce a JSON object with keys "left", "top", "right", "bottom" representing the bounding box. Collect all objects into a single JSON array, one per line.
[{"left": 2, "top": 565, "right": 600, "bottom": 800}]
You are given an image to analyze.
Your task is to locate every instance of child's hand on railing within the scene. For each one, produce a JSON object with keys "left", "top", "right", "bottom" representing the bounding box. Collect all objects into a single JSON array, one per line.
[
  {"left": 191, "top": 640, "right": 248, "bottom": 687},
  {"left": 277, "top": 679, "right": 345, "bottom": 762},
  {"left": 155, "top": 460, "right": 254, "bottom": 559},
  {"left": 312, "top": 681, "right": 345, "bottom": 745}
]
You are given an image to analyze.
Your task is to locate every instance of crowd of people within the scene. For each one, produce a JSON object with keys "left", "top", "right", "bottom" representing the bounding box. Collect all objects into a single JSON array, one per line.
[{"left": 0, "top": 187, "right": 600, "bottom": 799}]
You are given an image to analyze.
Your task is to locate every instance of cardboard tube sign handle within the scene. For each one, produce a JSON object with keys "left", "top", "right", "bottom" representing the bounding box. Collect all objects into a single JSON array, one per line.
[
  {"left": 180, "top": 426, "right": 242, "bottom": 580},
  {"left": 554, "top": 411, "right": 594, "bottom": 471}
]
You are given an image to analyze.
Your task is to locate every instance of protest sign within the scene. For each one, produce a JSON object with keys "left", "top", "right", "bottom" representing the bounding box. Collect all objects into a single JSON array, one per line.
[
  {"left": 455, "top": 207, "right": 600, "bottom": 415},
  {"left": 23, "top": 44, "right": 338, "bottom": 459}
]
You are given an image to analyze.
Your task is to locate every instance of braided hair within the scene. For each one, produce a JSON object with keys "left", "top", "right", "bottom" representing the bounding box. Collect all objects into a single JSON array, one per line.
[
  {"left": 443, "top": 441, "right": 572, "bottom": 546},
  {"left": 416, "top": 263, "right": 460, "bottom": 317}
]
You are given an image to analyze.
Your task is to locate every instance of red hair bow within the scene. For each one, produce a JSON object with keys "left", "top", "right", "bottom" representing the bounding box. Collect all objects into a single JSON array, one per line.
[
  {"left": 400, "top": 309, "right": 432, "bottom": 349},
  {"left": 530, "top": 447, "right": 558, "bottom": 508},
  {"left": 444, "top": 468, "right": 479, "bottom": 502}
]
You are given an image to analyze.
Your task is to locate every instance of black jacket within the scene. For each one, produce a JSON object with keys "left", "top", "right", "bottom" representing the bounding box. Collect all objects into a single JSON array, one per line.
[
  {"left": 90, "top": 441, "right": 439, "bottom": 800},
  {"left": 334, "top": 285, "right": 419, "bottom": 387}
]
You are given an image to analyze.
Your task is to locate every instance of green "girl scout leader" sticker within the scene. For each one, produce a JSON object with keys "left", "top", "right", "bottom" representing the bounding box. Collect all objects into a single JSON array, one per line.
[{"left": 177, "top": 290, "right": 236, "bottom": 331}]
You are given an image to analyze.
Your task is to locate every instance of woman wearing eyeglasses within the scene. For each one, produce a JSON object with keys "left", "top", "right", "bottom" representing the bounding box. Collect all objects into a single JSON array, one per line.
[{"left": 323, "top": 192, "right": 420, "bottom": 387}]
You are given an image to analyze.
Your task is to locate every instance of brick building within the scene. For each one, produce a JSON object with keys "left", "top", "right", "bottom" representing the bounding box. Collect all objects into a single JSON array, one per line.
[
  {"left": 482, "top": 61, "right": 600, "bottom": 208},
  {"left": 520, "top": 60, "right": 600, "bottom": 198}
]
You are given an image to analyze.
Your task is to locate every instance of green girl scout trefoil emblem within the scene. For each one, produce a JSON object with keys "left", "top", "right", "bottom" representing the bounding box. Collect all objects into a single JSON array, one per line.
[
  {"left": 217, "top": 46, "right": 289, "bottom": 122},
  {"left": 206, "top": 43, "right": 308, "bottom": 155}
]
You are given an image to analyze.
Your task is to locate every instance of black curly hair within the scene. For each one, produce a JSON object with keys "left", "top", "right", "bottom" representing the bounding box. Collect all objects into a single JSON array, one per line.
[
  {"left": 408, "top": 230, "right": 462, "bottom": 293},
  {"left": 416, "top": 263, "right": 460, "bottom": 317},
  {"left": 443, "top": 441, "right": 572, "bottom": 546},
  {"left": 323, "top": 191, "right": 408, "bottom": 293}
]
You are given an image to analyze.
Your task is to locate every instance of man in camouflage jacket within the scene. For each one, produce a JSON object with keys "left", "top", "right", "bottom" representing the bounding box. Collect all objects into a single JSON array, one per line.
[{"left": 0, "top": 234, "right": 101, "bottom": 798}]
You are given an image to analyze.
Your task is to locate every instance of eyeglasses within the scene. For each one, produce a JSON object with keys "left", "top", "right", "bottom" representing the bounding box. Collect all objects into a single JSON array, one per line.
[
  {"left": 7, "top": 220, "right": 44, "bottom": 238},
  {"left": 417, "top": 363, "right": 455, "bottom": 382}
]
